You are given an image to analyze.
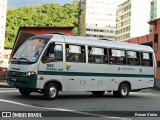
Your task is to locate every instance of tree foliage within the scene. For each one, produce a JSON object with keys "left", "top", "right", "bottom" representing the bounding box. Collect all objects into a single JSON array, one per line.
[{"left": 5, "top": 1, "right": 79, "bottom": 48}]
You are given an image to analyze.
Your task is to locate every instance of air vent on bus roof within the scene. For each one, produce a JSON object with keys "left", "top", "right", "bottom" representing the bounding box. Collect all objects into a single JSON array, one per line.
[
  {"left": 51, "top": 32, "right": 70, "bottom": 36},
  {"left": 99, "top": 38, "right": 113, "bottom": 41}
]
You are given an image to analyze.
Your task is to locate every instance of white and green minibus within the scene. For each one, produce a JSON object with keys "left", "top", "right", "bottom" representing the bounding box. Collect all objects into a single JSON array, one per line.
[{"left": 7, "top": 33, "right": 156, "bottom": 100}]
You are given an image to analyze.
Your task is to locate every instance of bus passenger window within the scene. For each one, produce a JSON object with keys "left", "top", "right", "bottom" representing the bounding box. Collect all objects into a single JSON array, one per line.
[
  {"left": 109, "top": 49, "right": 126, "bottom": 65},
  {"left": 66, "top": 45, "right": 85, "bottom": 63},
  {"left": 127, "top": 51, "right": 140, "bottom": 66},
  {"left": 141, "top": 52, "right": 153, "bottom": 67},
  {"left": 88, "top": 49, "right": 95, "bottom": 62},
  {"left": 42, "top": 44, "right": 63, "bottom": 63},
  {"left": 88, "top": 47, "right": 108, "bottom": 64}
]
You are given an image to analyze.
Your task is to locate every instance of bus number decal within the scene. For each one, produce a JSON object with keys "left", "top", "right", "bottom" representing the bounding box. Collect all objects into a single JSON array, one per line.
[{"left": 46, "top": 64, "right": 63, "bottom": 71}]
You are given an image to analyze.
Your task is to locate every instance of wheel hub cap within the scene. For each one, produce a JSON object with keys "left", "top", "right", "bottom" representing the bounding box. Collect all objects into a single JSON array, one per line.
[
  {"left": 121, "top": 87, "right": 127, "bottom": 96},
  {"left": 49, "top": 86, "right": 57, "bottom": 98}
]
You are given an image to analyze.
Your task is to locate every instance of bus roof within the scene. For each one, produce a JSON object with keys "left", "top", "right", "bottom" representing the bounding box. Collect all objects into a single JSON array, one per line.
[{"left": 41, "top": 34, "right": 154, "bottom": 52}]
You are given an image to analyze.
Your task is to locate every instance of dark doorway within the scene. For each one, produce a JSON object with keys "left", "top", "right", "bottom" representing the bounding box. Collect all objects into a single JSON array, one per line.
[{"left": 141, "top": 42, "right": 153, "bottom": 48}]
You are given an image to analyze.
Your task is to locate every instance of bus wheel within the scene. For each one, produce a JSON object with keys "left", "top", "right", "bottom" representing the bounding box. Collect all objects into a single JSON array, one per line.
[
  {"left": 19, "top": 88, "right": 32, "bottom": 96},
  {"left": 113, "top": 83, "right": 129, "bottom": 98},
  {"left": 43, "top": 83, "right": 59, "bottom": 100},
  {"left": 91, "top": 91, "right": 105, "bottom": 96}
]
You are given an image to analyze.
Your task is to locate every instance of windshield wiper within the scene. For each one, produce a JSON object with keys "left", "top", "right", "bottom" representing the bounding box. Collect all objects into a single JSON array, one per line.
[
  {"left": 18, "top": 57, "right": 30, "bottom": 62},
  {"left": 11, "top": 57, "right": 18, "bottom": 61}
]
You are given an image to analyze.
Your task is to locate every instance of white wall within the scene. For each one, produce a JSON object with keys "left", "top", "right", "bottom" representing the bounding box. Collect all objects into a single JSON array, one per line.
[
  {"left": 0, "top": 0, "right": 7, "bottom": 62},
  {"left": 86, "top": 0, "right": 127, "bottom": 40},
  {"left": 86, "top": 0, "right": 127, "bottom": 27},
  {"left": 157, "top": 0, "right": 160, "bottom": 19}
]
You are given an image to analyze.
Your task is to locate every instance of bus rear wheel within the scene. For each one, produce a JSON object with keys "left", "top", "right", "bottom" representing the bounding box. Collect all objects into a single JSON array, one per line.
[
  {"left": 113, "top": 83, "right": 129, "bottom": 98},
  {"left": 19, "top": 88, "right": 32, "bottom": 96},
  {"left": 91, "top": 91, "right": 105, "bottom": 96},
  {"left": 43, "top": 83, "right": 59, "bottom": 100}
]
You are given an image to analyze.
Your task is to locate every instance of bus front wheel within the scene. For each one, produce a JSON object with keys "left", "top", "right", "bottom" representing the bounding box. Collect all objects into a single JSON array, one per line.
[
  {"left": 113, "top": 83, "right": 129, "bottom": 98},
  {"left": 43, "top": 83, "right": 59, "bottom": 100},
  {"left": 91, "top": 91, "right": 105, "bottom": 96},
  {"left": 19, "top": 88, "right": 32, "bottom": 96}
]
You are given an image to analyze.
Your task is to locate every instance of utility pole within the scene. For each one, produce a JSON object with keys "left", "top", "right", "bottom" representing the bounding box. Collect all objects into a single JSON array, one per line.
[{"left": 78, "top": 0, "right": 86, "bottom": 36}]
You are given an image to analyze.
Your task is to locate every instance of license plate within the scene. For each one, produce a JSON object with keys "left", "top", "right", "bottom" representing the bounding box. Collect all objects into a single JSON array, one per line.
[{"left": 11, "top": 78, "right": 16, "bottom": 81}]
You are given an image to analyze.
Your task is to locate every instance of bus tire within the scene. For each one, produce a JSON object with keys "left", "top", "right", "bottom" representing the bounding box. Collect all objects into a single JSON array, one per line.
[
  {"left": 91, "top": 91, "right": 105, "bottom": 96},
  {"left": 114, "top": 83, "right": 129, "bottom": 98},
  {"left": 19, "top": 88, "right": 32, "bottom": 96},
  {"left": 43, "top": 82, "right": 59, "bottom": 100}
]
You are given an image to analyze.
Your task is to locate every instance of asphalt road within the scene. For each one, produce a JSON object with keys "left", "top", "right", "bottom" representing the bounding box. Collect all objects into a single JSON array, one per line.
[{"left": 0, "top": 88, "right": 160, "bottom": 120}]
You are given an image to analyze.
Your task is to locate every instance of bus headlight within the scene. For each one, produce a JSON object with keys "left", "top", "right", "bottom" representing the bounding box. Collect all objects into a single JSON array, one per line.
[{"left": 26, "top": 71, "right": 36, "bottom": 76}]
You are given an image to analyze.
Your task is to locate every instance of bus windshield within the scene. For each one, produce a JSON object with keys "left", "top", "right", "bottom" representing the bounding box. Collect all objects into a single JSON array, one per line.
[{"left": 12, "top": 38, "right": 49, "bottom": 64}]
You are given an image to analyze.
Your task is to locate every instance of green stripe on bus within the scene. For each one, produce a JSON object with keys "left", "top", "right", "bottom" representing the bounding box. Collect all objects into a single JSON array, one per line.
[{"left": 38, "top": 71, "right": 154, "bottom": 78}]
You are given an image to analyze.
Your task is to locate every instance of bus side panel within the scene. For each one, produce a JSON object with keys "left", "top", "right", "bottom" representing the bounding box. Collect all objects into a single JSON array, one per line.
[
  {"left": 36, "top": 61, "right": 154, "bottom": 91},
  {"left": 74, "top": 76, "right": 118, "bottom": 91},
  {"left": 63, "top": 63, "right": 154, "bottom": 91},
  {"left": 129, "top": 78, "right": 154, "bottom": 90}
]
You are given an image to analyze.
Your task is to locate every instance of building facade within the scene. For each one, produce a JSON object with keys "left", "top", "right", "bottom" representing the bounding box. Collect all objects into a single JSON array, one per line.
[
  {"left": 86, "top": 0, "right": 126, "bottom": 40},
  {"left": 0, "top": 0, "right": 7, "bottom": 66},
  {"left": 116, "top": 0, "right": 152, "bottom": 41},
  {"left": 150, "top": 0, "right": 160, "bottom": 33},
  {"left": 151, "top": 0, "right": 160, "bottom": 21}
]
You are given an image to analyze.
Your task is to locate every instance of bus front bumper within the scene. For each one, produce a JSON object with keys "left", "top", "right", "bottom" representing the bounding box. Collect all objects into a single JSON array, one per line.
[{"left": 7, "top": 75, "right": 37, "bottom": 88}]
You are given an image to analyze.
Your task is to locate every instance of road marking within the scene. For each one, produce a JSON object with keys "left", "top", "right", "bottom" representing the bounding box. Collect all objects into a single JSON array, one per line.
[
  {"left": 140, "top": 92, "right": 157, "bottom": 96},
  {"left": 130, "top": 92, "right": 157, "bottom": 96},
  {"left": 0, "top": 98, "right": 131, "bottom": 120}
]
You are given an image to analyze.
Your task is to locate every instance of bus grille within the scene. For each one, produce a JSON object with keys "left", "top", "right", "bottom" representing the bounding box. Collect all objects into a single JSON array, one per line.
[{"left": 9, "top": 71, "right": 25, "bottom": 77}]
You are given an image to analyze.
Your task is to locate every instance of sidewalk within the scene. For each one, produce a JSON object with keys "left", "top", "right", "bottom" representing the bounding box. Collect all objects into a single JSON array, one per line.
[{"left": 0, "top": 80, "right": 14, "bottom": 88}]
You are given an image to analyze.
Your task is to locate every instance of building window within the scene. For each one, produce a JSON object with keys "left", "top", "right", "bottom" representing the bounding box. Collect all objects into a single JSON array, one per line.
[
  {"left": 100, "top": 30, "right": 104, "bottom": 32},
  {"left": 123, "top": 28, "right": 125, "bottom": 32},
  {"left": 110, "top": 30, "right": 114, "bottom": 33},
  {"left": 154, "top": 34, "right": 158, "bottom": 52},
  {"left": 129, "top": 12, "right": 131, "bottom": 16},
  {"left": 157, "top": 61, "right": 160, "bottom": 67},
  {"left": 121, "top": 22, "right": 123, "bottom": 26},
  {"left": 127, "top": 33, "right": 130, "bottom": 38},
  {"left": 99, "top": 35, "right": 103, "bottom": 38},
  {"left": 116, "top": 31, "right": 118, "bottom": 35}
]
